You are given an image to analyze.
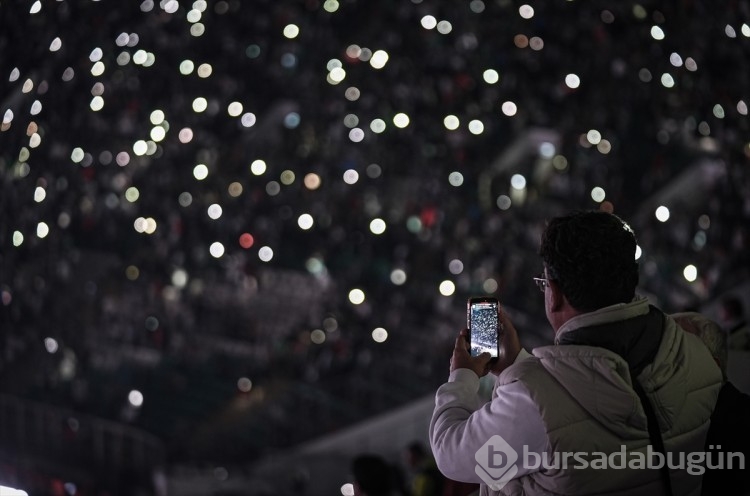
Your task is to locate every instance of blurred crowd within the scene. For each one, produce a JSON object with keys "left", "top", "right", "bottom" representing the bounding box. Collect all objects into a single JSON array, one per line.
[{"left": 1, "top": 0, "right": 749, "bottom": 482}]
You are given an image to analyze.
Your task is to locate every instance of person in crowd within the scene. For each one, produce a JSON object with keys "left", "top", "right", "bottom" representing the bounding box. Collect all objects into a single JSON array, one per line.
[
  {"left": 430, "top": 210, "right": 723, "bottom": 495},
  {"left": 718, "top": 295, "right": 750, "bottom": 351},
  {"left": 672, "top": 312, "right": 750, "bottom": 496},
  {"left": 352, "top": 454, "right": 400, "bottom": 496},
  {"left": 403, "top": 441, "right": 446, "bottom": 496}
]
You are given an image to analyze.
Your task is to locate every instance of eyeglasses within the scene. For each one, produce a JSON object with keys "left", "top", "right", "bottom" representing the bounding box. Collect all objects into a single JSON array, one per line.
[{"left": 532, "top": 275, "right": 550, "bottom": 293}]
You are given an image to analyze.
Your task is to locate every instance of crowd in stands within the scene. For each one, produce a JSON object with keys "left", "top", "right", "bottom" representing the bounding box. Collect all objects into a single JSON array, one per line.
[{"left": 1, "top": 0, "right": 749, "bottom": 493}]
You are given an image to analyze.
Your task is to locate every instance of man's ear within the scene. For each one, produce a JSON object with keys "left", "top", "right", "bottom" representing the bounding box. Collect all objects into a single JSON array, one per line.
[{"left": 549, "top": 279, "right": 565, "bottom": 312}]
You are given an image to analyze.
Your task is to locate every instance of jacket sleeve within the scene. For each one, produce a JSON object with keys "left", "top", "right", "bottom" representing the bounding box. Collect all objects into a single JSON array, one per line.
[{"left": 429, "top": 355, "right": 547, "bottom": 484}]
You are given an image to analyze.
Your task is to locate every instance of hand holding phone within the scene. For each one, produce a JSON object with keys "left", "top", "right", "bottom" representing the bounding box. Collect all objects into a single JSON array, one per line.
[{"left": 467, "top": 296, "right": 500, "bottom": 360}]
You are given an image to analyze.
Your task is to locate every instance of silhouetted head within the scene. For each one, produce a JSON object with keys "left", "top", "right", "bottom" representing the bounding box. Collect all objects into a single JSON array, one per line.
[
  {"left": 352, "top": 454, "right": 394, "bottom": 496},
  {"left": 539, "top": 210, "right": 639, "bottom": 312}
]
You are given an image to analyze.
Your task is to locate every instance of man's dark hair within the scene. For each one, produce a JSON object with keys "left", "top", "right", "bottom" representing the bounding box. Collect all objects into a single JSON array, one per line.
[
  {"left": 351, "top": 454, "right": 394, "bottom": 496},
  {"left": 539, "top": 210, "right": 639, "bottom": 311}
]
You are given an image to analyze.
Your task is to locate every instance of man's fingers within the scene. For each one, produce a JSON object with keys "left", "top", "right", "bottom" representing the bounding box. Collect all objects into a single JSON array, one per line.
[{"left": 455, "top": 329, "right": 469, "bottom": 351}]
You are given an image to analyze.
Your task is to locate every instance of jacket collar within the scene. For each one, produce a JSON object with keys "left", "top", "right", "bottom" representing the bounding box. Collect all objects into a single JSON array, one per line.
[{"left": 555, "top": 296, "right": 650, "bottom": 344}]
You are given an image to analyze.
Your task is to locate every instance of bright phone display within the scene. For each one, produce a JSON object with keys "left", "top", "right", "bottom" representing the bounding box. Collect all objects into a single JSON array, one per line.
[{"left": 467, "top": 297, "right": 499, "bottom": 357}]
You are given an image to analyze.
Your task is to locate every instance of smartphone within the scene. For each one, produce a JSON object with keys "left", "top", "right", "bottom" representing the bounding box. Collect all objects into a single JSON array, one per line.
[{"left": 467, "top": 296, "right": 500, "bottom": 358}]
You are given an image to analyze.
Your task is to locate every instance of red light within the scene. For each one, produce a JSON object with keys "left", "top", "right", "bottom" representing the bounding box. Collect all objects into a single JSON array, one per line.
[{"left": 239, "top": 233, "right": 254, "bottom": 249}]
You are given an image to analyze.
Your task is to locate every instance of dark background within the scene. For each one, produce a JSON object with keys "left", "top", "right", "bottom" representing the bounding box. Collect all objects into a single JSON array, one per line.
[{"left": 1, "top": 0, "right": 749, "bottom": 494}]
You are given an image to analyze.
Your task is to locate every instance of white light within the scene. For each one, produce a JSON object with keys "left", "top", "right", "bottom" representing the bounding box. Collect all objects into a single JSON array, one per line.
[
  {"left": 635, "top": 245, "right": 642, "bottom": 260},
  {"left": 683, "top": 264, "right": 698, "bottom": 282},
  {"left": 393, "top": 113, "right": 410, "bottom": 128},
  {"left": 725, "top": 24, "right": 737, "bottom": 38},
  {"left": 207, "top": 204, "right": 222, "bottom": 220},
  {"left": 510, "top": 174, "right": 526, "bottom": 190},
  {"left": 283, "top": 24, "right": 300, "bottom": 39},
  {"left": 439, "top": 280, "right": 456, "bottom": 296},
  {"left": 150, "top": 126, "right": 166, "bottom": 141},
  {"left": 468, "top": 119, "right": 484, "bottom": 135},
  {"left": 241, "top": 112, "right": 257, "bottom": 127},
  {"left": 501, "top": 101, "right": 517, "bottom": 116},
  {"left": 128, "top": 390, "right": 144, "bottom": 407},
  {"left": 310, "top": 329, "right": 326, "bottom": 344},
  {"left": 12, "top": 231, "right": 24, "bottom": 247},
  {"left": 210, "top": 242, "right": 225, "bottom": 258},
  {"left": 483, "top": 279, "right": 499, "bottom": 293},
  {"left": 437, "top": 20, "right": 452, "bottom": 34},
  {"left": 259, "top": 246, "right": 274, "bottom": 262},
  {"left": 661, "top": 73, "right": 675, "bottom": 88},
  {"left": 390, "top": 269, "right": 407, "bottom": 285},
  {"left": 228, "top": 101, "right": 243, "bottom": 117},
  {"left": 163, "top": 1, "right": 178, "bottom": 13},
  {"left": 669, "top": 52, "right": 683, "bottom": 67},
  {"left": 519, "top": 4, "right": 534, "bottom": 18},
  {"left": 193, "top": 164, "right": 209, "bottom": 180},
  {"left": 349, "top": 288, "right": 365, "bottom": 305},
  {"left": 192, "top": 97, "right": 208, "bottom": 112},
  {"left": 133, "top": 140, "right": 148, "bottom": 156},
  {"left": 180, "top": 60, "right": 194, "bottom": 74},
  {"left": 237, "top": 377, "right": 253, "bottom": 392},
  {"left": 329, "top": 67, "right": 346, "bottom": 83},
  {"left": 298, "top": 213, "right": 314, "bottom": 230},
  {"left": 179, "top": 127, "right": 193, "bottom": 142},
  {"left": 449, "top": 259, "right": 464, "bottom": 274},
  {"left": 420, "top": 15, "right": 437, "bottom": 29},
  {"left": 144, "top": 218, "right": 157, "bottom": 234},
  {"left": 326, "top": 58, "right": 342, "bottom": 71},
  {"left": 655, "top": 206, "right": 670, "bottom": 222},
  {"left": 370, "top": 118, "right": 386, "bottom": 133},
  {"left": 341, "top": 483, "right": 355, "bottom": 496},
  {"left": 172, "top": 269, "right": 188, "bottom": 288},
  {"left": 369, "top": 218, "right": 386, "bottom": 235},
  {"left": 349, "top": 128, "right": 365, "bottom": 142},
  {"left": 591, "top": 187, "right": 606, "bottom": 202},
  {"left": 444, "top": 115, "right": 459, "bottom": 130},
  {"left": 0, "top": 485, "right": 29, "bottom": 496},
  {"left": 742, "top": 23, "right": 750, "bottom": 37},
  {"left": 187, "top": 9, "right": 202, "bottom": 23},
  {"left": 565, "top": 73, "right": 580, "bottom": 88},
  {"left": 37, "top": 222, "right": 49, "bottom": 238},
  {"left": 133, "top": 50, "right": 148, "bottom": 65},
  {"left": 586, "top": 129, "right": 602, "bottom": 145},
  {"left": 483, "top": 69, "right": 499, "bottom": 84},
  {"left": 651, "top": 25, "right": 665, "bottom": 40},
  {"left": 91, "top": 61, "right": 105, "bottom": 76},
  {"left": 44, "top": 337, "right": 58, "bottom": 353},
  {"left": 251, "top": 159, "right": 267, "bottom": 175},
  {"left": 372, "top": 328, "right": 388, "bottom": 343},
  {"left": 539, "top": 142, "right": 556, "bottom": 158},
  {"left": 448, "top": 172, "right": 463, "bottom": 186},
  {"left": 370, "top": 50, "right": 389, "bottom": 69},
  {"left": 343, "top": 169, "right": 359, "bottom": 184},
  {"left": 90, "top": 96, "right": 104, "bottom": 111},
  {"left": 34, "top": 186, "right": 46, "bottom": 202}
]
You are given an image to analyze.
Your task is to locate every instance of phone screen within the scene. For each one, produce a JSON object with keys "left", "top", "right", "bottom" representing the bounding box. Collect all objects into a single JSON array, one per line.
[{"left": 469, "top": 299, "right": 499, "bottom": 357}]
